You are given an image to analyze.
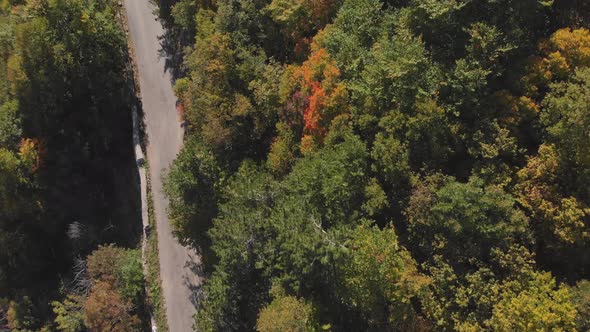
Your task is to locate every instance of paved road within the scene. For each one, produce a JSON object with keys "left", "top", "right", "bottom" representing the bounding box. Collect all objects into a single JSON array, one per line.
[{"left": 123, "top": 0, "right": 201, "bottom": 331}]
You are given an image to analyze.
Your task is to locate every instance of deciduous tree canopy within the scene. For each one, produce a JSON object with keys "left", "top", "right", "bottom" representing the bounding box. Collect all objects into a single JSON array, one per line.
[
  {"left": 160, "top": 0, "right": 590, "bottom": 329},
  {"left": 0, "top": 0, "right": 144, "bottom": 328},
  {"left": 159, "top": 0, "right": 590, "bottom": 330}
]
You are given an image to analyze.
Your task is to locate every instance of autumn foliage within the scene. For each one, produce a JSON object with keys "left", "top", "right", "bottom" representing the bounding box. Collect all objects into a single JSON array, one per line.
[
  {"left": 83, "top": 281, "right": 140, "bottom": 332},
  {"left": 283, "top": 44, "right": 347, "bottom": 153},
  {"left": 158, "top": 0, "right": 590, "bottom": 330},
  {"left": 523, "top": 28, "right": 590, "bottom": 96}
]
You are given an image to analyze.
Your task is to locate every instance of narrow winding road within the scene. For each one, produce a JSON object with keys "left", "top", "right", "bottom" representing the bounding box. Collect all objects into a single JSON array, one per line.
[{"left": 123, "top": 0, "right": 201, "bottom": 330}]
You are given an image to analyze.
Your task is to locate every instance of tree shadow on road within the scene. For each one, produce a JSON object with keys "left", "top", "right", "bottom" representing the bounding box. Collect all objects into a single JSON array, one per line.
[
  {"left": 157, "top": 21, "right": 188, "bottom": 83},
  {"left": 183, "top": 251, "right": 205, "bottom": 310}
]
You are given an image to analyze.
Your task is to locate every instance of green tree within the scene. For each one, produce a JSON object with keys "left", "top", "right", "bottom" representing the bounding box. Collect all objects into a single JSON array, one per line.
[
  {"left": 0, "top": 100, "right": 20, "bottom": 148},
  {"left": 267, "top": 122, "right": 298, "bottom": 176},
  {"left": 516, "top": 144, "right": 590, "bottom": 277},
  {"left": 407, "top": 176, "right": 530, "bottom": 266},
  {"left": 256, "top": 293, "right": 319, "bottom": 332},
  {"left": 488, "top": 272, "right": 576, "bottom": 331},
  {"left": 198, "top": 162, "right": 278, "bottom": 331},
  {"left": 86, "top": 245, "right": 145, "bottom": 302},
  {"left": 572, "top": 280, "right": 590, "bottom": 331},
  {"left": 542, "top": 68, "right": 590, "bottom": 174},
  {"left": 164, "top": 137, "right": 222, "bottom": 247},
  {"left": 285, "top": 132, "right": 368, "bottom": 226},
  {"left": 317, "top": 0, "right": 383, "bottom": 74},
  {"left": 338, "top": 223, "right": 428, "bottom": 329},
  {"left": 52, "top": 295, "right": 84, "bottom": 332},
  {"left": 421, "top": 246, "right": 574, "bottom": 331},
  {"left": 117, "top": 250, "right": 144, "bottom": 302},
  {"left": 199, "top": 135, "right": 371, "bottom": 330}
]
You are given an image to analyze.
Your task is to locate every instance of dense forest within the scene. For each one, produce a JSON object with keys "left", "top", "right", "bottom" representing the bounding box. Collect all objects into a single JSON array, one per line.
[
  {"left": 0, "top": 0, "right": 146, "bottom": 330},
  {"left": 160, "top": 0, "right": 590, "bottom": 330}
]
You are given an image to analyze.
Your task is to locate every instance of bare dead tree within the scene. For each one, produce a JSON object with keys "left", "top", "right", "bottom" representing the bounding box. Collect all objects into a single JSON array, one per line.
[{"left": 70, "top": 257, "right": 92, "bottom": 296}]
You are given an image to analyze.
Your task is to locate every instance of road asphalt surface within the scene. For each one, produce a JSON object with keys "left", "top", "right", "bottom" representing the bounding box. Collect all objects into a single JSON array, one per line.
[{"left": 123, "top": 0, "right": 201, "bottom": 330}]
